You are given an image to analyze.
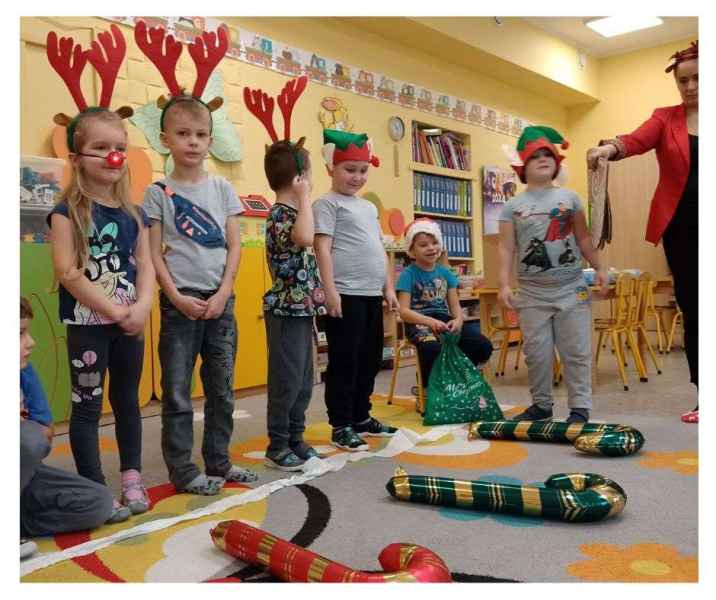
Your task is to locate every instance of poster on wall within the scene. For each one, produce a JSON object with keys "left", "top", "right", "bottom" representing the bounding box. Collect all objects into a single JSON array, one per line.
[
  {"left": 20, "top": 155, "right": 65, "bottom": 242},
  {"left": 482, "top": 165, "right": 518, "bottom": 235}
]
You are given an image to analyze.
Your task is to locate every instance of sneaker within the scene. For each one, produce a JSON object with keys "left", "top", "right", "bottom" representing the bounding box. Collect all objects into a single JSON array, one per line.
[
  {"left": 180, "top": 473, "right": 224, "bottom": 496},
  {"left": 224, "top": 465, "right": 259, "bottom": 483},
  {"left": 566, "top": 409, "right": 590, "bottom": 424},
  {"left": 264, "top": 448, "right": 306, "bottom": 472},
  {"left": 121, "top": 469, "right": 150, "bottom": 515},
  {"left": 681, "top": 409, "right": 699, "bottom": 424},
  {"left": 354, "top": 417, "right": 398, "bottom": 438},
  {"left": 106, "top": 499, "right": 131, "bottom": 524},
  {"left": 20, "top": 539, "right": 37, "bottom": 560},
  {"left": 331, "top": 426, "right": 370, "bottom": 451},
  {"left": 511, "top": 404, "right": 553, "bottom": 422},
  {"left": 290, "top": 441, "right": 323, "bottom": 460}
]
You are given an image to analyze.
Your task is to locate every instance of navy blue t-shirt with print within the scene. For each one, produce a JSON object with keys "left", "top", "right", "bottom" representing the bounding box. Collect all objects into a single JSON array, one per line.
[
  {"left": 47, "top": 201, "right": 150, "bottom": 325},
  {"left": 263, "top": 202, "right": 326, "bottom": 317},
  {"left": 396, "top": 264, "right": 459, "bottom": 318}
]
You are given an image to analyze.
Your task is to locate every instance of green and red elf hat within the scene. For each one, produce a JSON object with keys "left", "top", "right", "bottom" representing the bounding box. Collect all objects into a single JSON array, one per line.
[
  {"left": 503, "top": 125, "right": 570, "bottom": 184},
  {"left": 46, "top": 24, "right": 133, "bottom": 152},
  {"left": 321, "top": 129, "right": 380, "bottom": 168}
]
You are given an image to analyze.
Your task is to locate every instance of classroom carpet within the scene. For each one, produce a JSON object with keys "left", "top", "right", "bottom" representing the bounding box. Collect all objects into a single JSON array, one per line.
[{"left": 21, "top": 352, "right": 698, "bottom": 583}]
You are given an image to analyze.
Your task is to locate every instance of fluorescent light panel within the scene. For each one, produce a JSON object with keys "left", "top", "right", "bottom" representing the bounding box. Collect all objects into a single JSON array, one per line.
[{"left": 586, "top": 16, "right": 663, "bottom": 38}]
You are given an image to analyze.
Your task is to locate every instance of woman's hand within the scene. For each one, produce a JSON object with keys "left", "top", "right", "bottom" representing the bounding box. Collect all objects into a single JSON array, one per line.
[{"left": 586, "top": 144, "right": 616, "bottom": 170}]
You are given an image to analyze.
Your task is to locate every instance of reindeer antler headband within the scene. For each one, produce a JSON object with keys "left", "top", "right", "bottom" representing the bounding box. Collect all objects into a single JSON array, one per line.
[
  {"left": 243, "top": 75, "right": 309, "bottom": 172},
  {"left": 46, "top": 24, "right": 133, "bottom": 152},
  {"left": 134, "top": 20, "right": 229, "bottom": 131}
]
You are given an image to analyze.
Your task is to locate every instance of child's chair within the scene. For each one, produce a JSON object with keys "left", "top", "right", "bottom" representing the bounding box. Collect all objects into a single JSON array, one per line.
[
  {"left": 629, "top": 272, "right": 663, "bottom": 379},
  {"left": 667, "top": 306, "right": 684, "bottom": 352},
  {"left": 594, "top": 273, "right": 643, "bottom": 390},
  {"left": 387, "top": 320, "right": 426, "bottom": 415},
  {"left": 646, "top": 285, "right": 676, "bottom": 353},
  {"left": 493, "top": 306, "right": 523, "bottom": 377}
]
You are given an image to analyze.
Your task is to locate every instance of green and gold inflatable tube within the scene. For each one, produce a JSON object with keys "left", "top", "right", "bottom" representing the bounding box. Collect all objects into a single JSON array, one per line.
[
  {"left": 468, "top": 421, "right": 645, "bottom": 456},
  {"left": 386, "top": 467, "right": 627, "bottom": 522}
]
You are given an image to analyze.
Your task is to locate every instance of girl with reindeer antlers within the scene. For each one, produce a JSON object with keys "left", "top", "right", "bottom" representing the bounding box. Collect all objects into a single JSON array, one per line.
[
  {"left": 45, "top": 24, "right": 155, "bottom": 522},
  {"left": 137, "top": 20, "right": 259, "bottom": 494}
]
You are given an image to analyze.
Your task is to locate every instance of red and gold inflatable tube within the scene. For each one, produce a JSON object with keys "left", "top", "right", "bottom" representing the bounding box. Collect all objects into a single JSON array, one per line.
[{"left": 210, "top": 520, "right": 452, "bottom": 582}]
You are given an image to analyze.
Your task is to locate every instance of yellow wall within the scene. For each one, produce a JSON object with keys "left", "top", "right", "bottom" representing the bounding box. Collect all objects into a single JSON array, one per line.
[
  {"left": 410, "top": 17, "right": 600, "bottom": 101},
  {"left": 21, "top": 17, "right": 694, "bottom": 269},
  {"left": 567, "top": 37, "right": 694, "bottom": 202},
  {"left": 21, "top": 16, "right": 573, "bottom": 274}
]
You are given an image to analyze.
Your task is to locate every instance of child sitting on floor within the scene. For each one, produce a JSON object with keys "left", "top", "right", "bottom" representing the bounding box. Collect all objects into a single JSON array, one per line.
[{"left": 20, "top": 297, "right": 114, "bottom": 559}]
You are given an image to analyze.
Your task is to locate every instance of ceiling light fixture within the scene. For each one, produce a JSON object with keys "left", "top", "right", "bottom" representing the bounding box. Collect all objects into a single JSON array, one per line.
[{"left": 585, "top": 16, "right": 663, "bottom": 38}]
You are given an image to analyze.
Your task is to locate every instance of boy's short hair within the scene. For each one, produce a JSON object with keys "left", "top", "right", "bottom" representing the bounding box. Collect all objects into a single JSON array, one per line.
[
  {"left": 20, "top": 297, "right": 33, "bottom": 319},
  {"left": 264, "top": 141, "right": 311, "bottom": 192},
  {"left": 162, "top": 95, "right": 212, "bottom": 131}
]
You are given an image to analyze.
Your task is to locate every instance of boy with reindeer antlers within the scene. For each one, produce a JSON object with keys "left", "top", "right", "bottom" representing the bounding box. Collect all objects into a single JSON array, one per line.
[
  {"left": 138, "top": 21, "right": 258, "bottom": 494},
  {"left": 244, "top": 75, "right": 327, "bottom": 471}
]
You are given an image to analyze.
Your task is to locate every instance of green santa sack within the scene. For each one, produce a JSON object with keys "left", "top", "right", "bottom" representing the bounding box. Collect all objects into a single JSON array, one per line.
[{"left": 423, "top": 332, "right": 504, "bottom": 426}]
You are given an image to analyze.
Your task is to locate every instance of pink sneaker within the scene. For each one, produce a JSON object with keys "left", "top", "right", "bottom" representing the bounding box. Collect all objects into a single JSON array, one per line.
[
  {"left": 121, "top": 469, "right": 150, "bottom": 514},
  {"left": 681, "top": 409, "right": 699, "bottom": 424}
]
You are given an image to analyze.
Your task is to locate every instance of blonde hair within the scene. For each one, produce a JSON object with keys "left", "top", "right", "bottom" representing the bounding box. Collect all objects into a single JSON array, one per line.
[{"left": 59, "top": 110, "right": 141, "bottom": 272}]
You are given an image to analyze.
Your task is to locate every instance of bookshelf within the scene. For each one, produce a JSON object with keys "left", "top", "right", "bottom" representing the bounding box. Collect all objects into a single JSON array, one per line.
[{"left": 411, "top": 120, "right": 477, "bottom": 273}]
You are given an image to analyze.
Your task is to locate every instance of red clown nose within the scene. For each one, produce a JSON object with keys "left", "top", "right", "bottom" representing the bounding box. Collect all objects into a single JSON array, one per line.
[
  {"left": 76, "top": 150, "right": 126, "bottom": 169},
  {"left": 105, "top": 151, "right": 125, "bottom": 169}
]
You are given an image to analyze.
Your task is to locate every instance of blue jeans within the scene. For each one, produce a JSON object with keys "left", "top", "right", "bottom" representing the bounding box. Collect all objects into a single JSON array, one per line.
[{"left": 158, "top": 290, "right": 237, "bottom": 490}]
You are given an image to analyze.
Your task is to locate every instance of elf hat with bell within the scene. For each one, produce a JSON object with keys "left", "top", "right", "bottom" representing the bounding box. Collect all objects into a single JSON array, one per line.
[
  {"left": 503, "top": 125, "right": 570, "bottom": 184},
  {"left": 322, "top": 129, "right": 380, "bottom": 168}
]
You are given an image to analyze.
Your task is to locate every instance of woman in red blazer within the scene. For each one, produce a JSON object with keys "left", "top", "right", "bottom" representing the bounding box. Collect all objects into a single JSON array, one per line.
[{"left": 588, "top": 41, "right": 698, "bottom": 423}]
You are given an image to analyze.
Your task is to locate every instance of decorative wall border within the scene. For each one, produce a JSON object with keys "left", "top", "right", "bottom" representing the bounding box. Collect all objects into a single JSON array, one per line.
[{"left": 106, "top": 16, "right": 533, "bottom": 137}]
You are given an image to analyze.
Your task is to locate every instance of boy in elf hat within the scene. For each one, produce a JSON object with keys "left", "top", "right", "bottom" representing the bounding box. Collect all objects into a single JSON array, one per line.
[
  {"left": 396, "top": 219, "right": 493, "bottom": 392},
  {"left": 313, "top": 129, "right": 399, "bottom": 451},
  {"left": 498, "top": 126, "right": 608, "bottom": 423}
]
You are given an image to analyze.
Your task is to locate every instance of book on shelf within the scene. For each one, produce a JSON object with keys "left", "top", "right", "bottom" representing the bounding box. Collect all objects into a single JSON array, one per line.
[
  {"left": 413, "top": 172, "right": 472, "bottom": 217},
  {"left": 412, "top": 124, "right": 470, "bottom": 170}
]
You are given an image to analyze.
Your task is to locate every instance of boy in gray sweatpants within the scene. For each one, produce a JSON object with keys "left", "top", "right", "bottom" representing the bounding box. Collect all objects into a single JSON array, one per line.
[{"left": 498, "top": 126, "right": 608, "bottom": 423}]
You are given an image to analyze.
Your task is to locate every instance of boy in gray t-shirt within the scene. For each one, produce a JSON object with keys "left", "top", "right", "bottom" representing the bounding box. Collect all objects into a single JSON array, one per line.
[
  {"left": 143, "top": 95, "right": 258, "bottom": 494},
  {"left": 313, "top": 129, "right": 400, "bottom": 451},
  {"left": 498, "top": 126, "right": 608, "bottom": 424}
]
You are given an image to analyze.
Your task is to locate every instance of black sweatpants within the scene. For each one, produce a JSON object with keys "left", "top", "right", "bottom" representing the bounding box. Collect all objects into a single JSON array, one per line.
[{"left": 322, "top": 295, "right": 384, "bottom": 429}]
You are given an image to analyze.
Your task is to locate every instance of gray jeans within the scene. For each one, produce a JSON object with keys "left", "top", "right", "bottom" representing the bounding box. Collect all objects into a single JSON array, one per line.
[
  {"left": 158, "top": 291, "right": 238, "bottom": 490},
  {"left": 265, "top": 313, "right": 314, "bottom": 452},
  {"left": 21, "top": 420, "right": 113, "bottom": 537},
  {"left": 514, "top": 280, "right": 593, "bottom": 411}
]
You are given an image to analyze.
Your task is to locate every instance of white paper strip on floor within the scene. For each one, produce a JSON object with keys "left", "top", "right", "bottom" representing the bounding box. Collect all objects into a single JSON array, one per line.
[{"left": 21, "top": 423, "right": 464, "bottom": 577}]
